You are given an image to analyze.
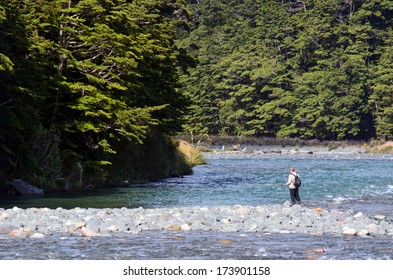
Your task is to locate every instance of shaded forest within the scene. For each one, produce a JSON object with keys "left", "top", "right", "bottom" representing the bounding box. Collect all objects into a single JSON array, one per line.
[
  {"left": 178, "top": 0, "right": 393, "bottom": 141},
  {"left": 0, "top": 0, "right": 194, "bottom": 193}
]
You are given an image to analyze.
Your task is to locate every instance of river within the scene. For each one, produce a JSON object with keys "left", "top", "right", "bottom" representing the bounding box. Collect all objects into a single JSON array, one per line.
[{"left": 0, "top": 147, "right": 392, "bottom": 259}]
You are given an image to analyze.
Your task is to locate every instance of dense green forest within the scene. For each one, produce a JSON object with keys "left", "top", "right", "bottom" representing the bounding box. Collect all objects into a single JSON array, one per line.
[
  {"left": 178, "top": 0, "right": 393, "bottom": 140},
  {"left": 2, "top": 0, "right": 393, "bottom": 194},
  {"left": 0, "top": 0, "right": 194, "bottom": 193}
]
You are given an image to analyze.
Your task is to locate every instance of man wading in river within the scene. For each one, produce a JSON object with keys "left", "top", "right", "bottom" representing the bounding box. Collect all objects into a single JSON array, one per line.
[{"left": 284, "top": 167, "right": 301, "bottom": 206}]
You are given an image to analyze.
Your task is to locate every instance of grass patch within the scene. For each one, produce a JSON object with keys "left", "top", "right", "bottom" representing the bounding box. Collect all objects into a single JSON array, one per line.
[
  {"left": 365, "top": 141, "right": 393, "bottom": 154},
  {"left": 176, "top": 140, "right": 206, "bottom": 166}
]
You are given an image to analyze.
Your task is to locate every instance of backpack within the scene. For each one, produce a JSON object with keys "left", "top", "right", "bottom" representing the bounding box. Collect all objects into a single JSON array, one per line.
[{"left": 293, "top": 174, "right": 301, "bottom": 188}]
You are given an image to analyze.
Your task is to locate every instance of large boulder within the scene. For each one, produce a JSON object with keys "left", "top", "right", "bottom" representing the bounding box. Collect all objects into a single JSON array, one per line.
[{"left": 10, "top": 179, "right": 44, "bottom": 197}]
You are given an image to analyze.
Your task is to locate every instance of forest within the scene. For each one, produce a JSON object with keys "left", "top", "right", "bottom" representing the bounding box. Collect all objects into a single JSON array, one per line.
[
  {"left": 0, "top": 0, "right": 194, "bottom": 193},
  {"left": 179, "top": 0, "right": 393, "bottom": 141},
  {"left": 1, "top": 0, "right": 393, "bottom": 194}
]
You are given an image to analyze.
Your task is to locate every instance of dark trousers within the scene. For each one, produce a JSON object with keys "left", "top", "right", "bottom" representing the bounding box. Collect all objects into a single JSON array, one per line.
[{"left": 290, "top": 188, "right": 301, "bottom": 205}]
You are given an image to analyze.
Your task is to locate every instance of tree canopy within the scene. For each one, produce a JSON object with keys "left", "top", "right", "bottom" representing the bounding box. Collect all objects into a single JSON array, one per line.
[
  {"left": 1, "top": 0, "right": 192, "bottom": 191},
  {"left": 178, "top": 0, "right": 393, "bottom": 140}
]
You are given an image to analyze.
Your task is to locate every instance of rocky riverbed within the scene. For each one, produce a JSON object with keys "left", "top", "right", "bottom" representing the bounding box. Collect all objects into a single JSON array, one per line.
[{"left": 1, "top": 204, "right": 392, "bottom": 239}]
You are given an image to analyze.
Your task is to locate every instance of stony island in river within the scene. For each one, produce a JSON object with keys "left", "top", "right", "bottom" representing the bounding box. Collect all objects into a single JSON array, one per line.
[{"left": 1, "top": 204, "right": 392, "bottom": 239}]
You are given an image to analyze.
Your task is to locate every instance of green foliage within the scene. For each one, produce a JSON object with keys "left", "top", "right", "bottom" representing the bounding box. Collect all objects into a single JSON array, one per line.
[
  {"left": 0, "top": 54, "right": 13, "bottom": 72},
  {"left": 370, "top": 36, "right": 393, "bottom": 139},
  {"left": 0, "top": 0, "right": 192, "bottom": 192},
  {"left": 179, "top": 0, "right": 393, "bottom": 140}
]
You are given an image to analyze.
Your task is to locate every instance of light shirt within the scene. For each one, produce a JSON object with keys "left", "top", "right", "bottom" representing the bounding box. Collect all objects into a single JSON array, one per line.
[{"left": 286, "top": 172, "right": 299, "bottom": 189}]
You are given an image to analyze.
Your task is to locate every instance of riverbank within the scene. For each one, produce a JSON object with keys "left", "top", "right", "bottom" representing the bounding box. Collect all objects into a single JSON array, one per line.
[
  {"left": 0, "top": 139, "right": 204, "bottom": 198},
  {"left": 208, "top": 144, "right": 367, "bottom": 155},
  {"left": 1, "top": 204, "right": 392, "bottom": 239},
  {"left": 177, "top": 134, "right": 393, "bottom": 155}
]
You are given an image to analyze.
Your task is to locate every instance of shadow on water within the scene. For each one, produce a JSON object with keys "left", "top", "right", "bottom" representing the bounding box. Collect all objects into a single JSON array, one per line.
[{"left": 0, "top": 188, "right": 151, "bottom": 209}]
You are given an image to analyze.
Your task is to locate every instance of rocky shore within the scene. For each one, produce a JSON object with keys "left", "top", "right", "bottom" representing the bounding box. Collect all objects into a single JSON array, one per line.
[{"left": 1, "top": 204, "right": 392, "bottom": 239}]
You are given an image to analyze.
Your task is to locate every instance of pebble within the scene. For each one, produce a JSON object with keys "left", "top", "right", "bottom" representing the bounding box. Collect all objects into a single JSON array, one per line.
[
  {"left": 74, "top": 221, "right": 86, "bottom": 230},
  {"left": 342, "top": 227, "right": 357, "bottom": 236},
  {"left": 374, "top": 215, "right": 386, "bottom": 220},
  {"left": 180, "top": 223, "right": 191, "bottom": 231},
  {"left": 357, "top": 229, "right": 369, "bottom": 238},
  {"left": 353, "top": 212, "right": 364, "bottom": 219},
  {"left": 8, "top": 229, "right": 25, "bottom": 238},
  {"left": 0, "top": 205, "right": 392, "bottom": 239},
  {"left": 30, "top": 233, "right": 45, "bottom": 239},
  {"left": 80, "top": 227, "right": 99, "bottom": 237}
]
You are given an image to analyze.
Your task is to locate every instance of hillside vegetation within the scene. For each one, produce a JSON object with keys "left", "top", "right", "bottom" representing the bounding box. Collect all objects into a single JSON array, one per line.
[{"left": 179, "top": 0, "right": 393, "bottom": 141}]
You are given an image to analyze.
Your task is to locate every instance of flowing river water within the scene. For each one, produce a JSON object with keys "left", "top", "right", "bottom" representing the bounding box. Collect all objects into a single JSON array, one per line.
[{"left": 1, "top": 147, "right": 393, "bottom": 260}]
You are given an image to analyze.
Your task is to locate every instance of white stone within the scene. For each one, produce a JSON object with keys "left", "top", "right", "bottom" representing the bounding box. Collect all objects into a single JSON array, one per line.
[
  {"left": 181, "top": 223, "right": 191, "bottom": 231},
  {"left": 30, "top": 233, "right": 45, "bottom": 239},
  {"left": 246, "top": 224, "right": 258, "bottom": 232},
  {"left": 80, "top": 227, "right": 99, "bottom": 237},
  {"left": 106, "top": 225, "right": 118, "bottom": 232},
  {"left": 74, "top": 221, "right": 86, "bottom": 229},
  {"left": 83, "top": 215, "right": 94, "bottom": 222},
  {"left": 342, "top": 227, "right": 357, "bottom": 236},
  {"left": 357, "top": 229, "right": 369, "bottom": 237},
  {"left": 309, "top": 230, "right": 324, "bottom": 236},
  {"left": 269, "top": 212, "right": 279, "bottom": 218},
  {"left": 221, "top": 218, "right": 231, "bottom": 225},
  {"left": 374, "top": 215, "right": 386, "bottom": 220},
  {"left": 353, "top": 212, "right": 364, "bottom": 219},
  {"left": 235, "top": 206, "right": 249, "bottom": 216}
]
